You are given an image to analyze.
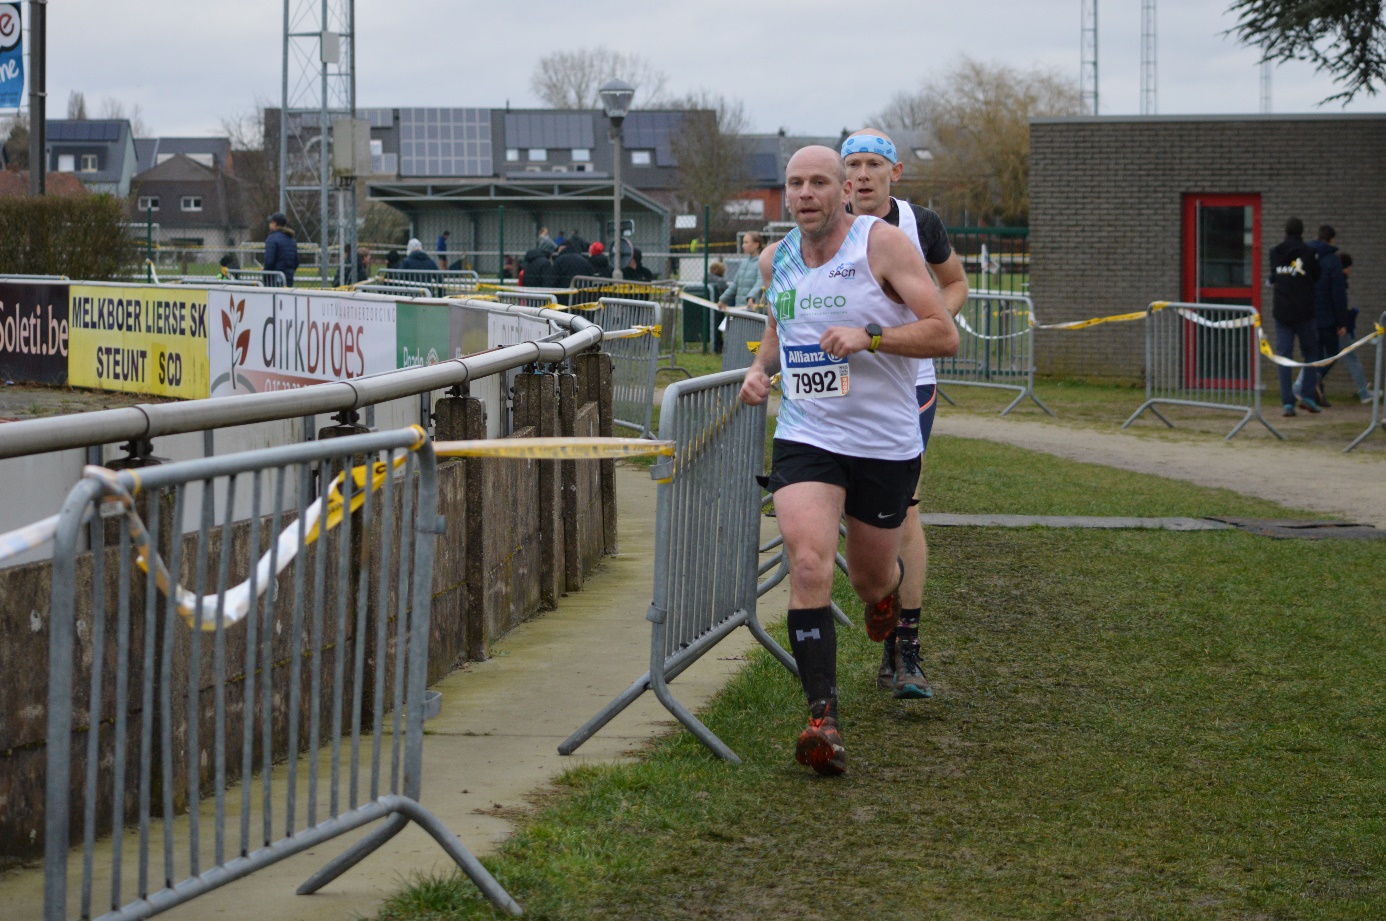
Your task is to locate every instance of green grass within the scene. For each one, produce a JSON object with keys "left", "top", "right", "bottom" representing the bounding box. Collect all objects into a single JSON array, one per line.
[{"left": 377, "top": 436, "right": 1386, "bottom": 920}]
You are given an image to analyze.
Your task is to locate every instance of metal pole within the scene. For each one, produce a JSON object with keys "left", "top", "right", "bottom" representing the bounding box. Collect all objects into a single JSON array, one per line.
[
  {"left": 497, "top": 203, "right": 505, "bottom": 283},
  {"left": 318, "top": 0, "right": 330, "bottom": 287},
  {"left": 146, "top": 204, "right": 153, "bottom": 282},
  {"left": 702, "top": 204, "right": 711, "bottom": 354},
  {"left": 346, "top": 0, "right": 357, "bottom": 278},
  {"left": 278, "top": 0, "right": 289, "bottom": 214},
  {"left": 27, "top": 0, "right": 45, "bottom": 196},
  {"left": 612, "top": 123, "right": 624, "bottom": 281}
]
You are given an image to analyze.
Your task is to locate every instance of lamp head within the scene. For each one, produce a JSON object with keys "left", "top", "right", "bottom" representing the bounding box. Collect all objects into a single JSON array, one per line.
[{"left": 599, "top": 79, "right": 636, "bottom": 126}]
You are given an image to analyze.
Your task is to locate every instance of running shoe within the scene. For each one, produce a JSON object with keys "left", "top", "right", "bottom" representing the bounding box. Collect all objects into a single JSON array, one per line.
[
  {"left": 864, "top": 559, "right": 903, "bottom": 642},
  {"left": 1283, "top": 404, "right": 1296, "bottom": 417},
  {"left": 877, "top": 633, "right": 897, "bottom": 690},
  {"left": 795, "top": 697, "right": 846, "bottom": 776},
  {"left": 892, "top": 640, "right": 934, "bottom": 700},
  {"left": 1297, "top": 396, "right": 1322, "bottom": 413}
]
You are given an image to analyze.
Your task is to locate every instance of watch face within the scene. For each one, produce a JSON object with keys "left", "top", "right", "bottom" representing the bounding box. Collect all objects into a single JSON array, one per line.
[{"left": 866, "top": 323, "right": 883, "bottom": 337}]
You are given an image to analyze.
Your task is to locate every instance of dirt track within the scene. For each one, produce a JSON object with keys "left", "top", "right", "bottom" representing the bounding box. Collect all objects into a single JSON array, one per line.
[{"left": 935, "top": 413, "right": 1386, "bottom": 527}]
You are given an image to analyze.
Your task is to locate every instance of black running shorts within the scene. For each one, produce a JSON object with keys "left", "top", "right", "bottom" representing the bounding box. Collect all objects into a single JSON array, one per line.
[{"left": 767, "top": 439, "right": 921, "bottom": 528}]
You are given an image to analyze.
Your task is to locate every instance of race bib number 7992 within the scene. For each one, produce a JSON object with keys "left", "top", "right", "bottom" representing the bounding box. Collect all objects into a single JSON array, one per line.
[{"left": 783, "top": 344, "right": 849, "bottom": 400}]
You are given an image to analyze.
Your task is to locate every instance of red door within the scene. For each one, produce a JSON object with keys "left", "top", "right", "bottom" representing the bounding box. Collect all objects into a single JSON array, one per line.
[{"left": 1182, "top": 194, "right": 1261, "bottom": 388}]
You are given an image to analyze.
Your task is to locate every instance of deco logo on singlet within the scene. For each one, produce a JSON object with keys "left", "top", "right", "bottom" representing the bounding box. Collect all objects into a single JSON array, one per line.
[{"left": 773, "top": 288, "right": 849, "bottom": 323}]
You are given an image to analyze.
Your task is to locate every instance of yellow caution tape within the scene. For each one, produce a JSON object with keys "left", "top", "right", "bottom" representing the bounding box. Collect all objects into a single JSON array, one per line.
[
  {"left": 747, "top": 341, "right": 760, "bottom": 354},
  {"left": 434, "top": 437, "right": 673, "bottom": 460},
  {"left": 1031, "top": 308, "right": 1156, "bottom": 331},
  {"left": 680, "top": 291, "right": 724, "bottom": 311},
  {"left": 1257, "top": 325, "right": 1382, "bottom": 368},
  {"left": 603, "top": 325, "right": 662, "bottom": 340}
]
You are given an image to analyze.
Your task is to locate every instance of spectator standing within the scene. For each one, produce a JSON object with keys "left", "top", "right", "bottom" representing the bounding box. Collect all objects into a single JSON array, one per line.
[
  {"left": 552, "top": 237, "right": 595, "bottom": 286},
  {"left": 1298, "top": 224, "right": 1349, "bottom": 406},
  {"left": 718, "top": 232, "right": 766, "bottom": 307},
  {"left": 537, "top": 226, "right": 557, "bottom": 255},
  {"left": 707, "top": 260, "right": 729, "bottom": 301},
  {"left": 1269, "top": 217, "right": 1322, "bottom": 416},
  {"left": 263, "top": 212, "right": 299, "bottom": 287},
  {"left": 587, "top": 242, "right": 613, "bottom": 278},
  {"left": 520, "top": 246, "right": 556, "bottom": 287},
  {"left": 623, "top": 246, "right": 654, "bottom": 282},
  {"left": 503, "top": 254, "right": 517, "bottom": 279},
  {"left": 436, "top": 229, "right": 450, "bottom": 265},
  {"left": 400, "top": 238, "right": 439, "bottom": 271},
  {"left": 1336, "top": 253, "right": 1374, "bottom": 403}
]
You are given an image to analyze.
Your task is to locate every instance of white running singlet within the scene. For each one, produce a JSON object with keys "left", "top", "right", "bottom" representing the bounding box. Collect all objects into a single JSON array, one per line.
[
  {"left": 769, "top": 214, "right": 923, "bottom": 461},
  {"left": 893, "top": 197, "right": 935, "bottom": 387}
]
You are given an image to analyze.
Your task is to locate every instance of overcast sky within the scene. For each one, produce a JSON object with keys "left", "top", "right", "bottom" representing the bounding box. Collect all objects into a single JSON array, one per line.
[{"left": 33, "top": 0, "right": 1386, "bottom": 138}]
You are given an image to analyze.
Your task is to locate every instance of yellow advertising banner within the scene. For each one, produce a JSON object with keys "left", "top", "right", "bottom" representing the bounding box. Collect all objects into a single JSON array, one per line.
[{"left": 68, "top": 284, "right": 210, "bottom": 398}]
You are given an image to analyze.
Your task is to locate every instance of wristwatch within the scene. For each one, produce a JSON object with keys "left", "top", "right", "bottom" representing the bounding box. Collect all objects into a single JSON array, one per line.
[{"left": 865, "top": 322, "right": 883, "bottom": 353}]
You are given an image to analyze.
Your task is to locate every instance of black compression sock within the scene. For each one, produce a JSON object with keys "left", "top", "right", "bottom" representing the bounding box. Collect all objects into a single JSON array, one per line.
[
  {"left": 900, "top": 607, "right": 921, "bottom": 627},
  {"left": 787, "top": 607, "right": 837, "bottom": 703}
]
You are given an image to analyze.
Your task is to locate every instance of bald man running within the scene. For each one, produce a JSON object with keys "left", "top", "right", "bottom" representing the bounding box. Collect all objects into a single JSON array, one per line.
[
  {"left": 740, "top": 145, "right": 957, "bottom": 775},
  {"left": 842, "top": 129, "right": 969, "bottom": 701}
]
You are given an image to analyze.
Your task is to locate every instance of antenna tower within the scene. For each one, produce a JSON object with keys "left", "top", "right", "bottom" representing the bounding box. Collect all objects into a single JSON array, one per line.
[
  {"left": 279, "top": 0, "right": 356, "bottom": 286},
  {"left": 1081, "top": 0, "right": 1099, "bottom": 115},
  {"left": 1140, "top": 0, "right": 1157, "bottom": 115}
]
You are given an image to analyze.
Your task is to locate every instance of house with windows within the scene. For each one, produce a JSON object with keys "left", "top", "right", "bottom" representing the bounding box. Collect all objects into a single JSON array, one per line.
[
  {"left": 44, "top": 119, "right": 137, "bottom": 196},
  {"left": 128, "top": 138, "right": 246, "bottom": 254}
]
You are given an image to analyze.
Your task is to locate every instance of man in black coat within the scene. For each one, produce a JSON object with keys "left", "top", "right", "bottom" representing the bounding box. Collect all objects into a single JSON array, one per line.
[
  {"left": 1269, "top": 216, "right": 1322, "bottom": 415},
  {"left": 520, "top": 247, "right": 555, "bottom": 287},
  {"left": 263, "top": 212, "right": 299, "bottom": 287},
  {"left": 552, "top": 237, "right": 595, "bottom": 287}
]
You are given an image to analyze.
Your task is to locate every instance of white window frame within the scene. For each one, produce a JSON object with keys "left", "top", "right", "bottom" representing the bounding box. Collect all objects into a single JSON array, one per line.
[
  {"left": 571, "top": 148, "right": 591, "bottom": 162},
  {"left": 505, "top": 148, "right": 520, "bottom": 162},
  {"left": 137, "top": 196, "right": 160, "bottom": 212},
  {"left": 527, "top": 148, "right": 547, "bottom": 162},
  {"left": 79, "top": 154, "right": 98, "bottom": 172},
  {"left": 629, "top": 149, "right": 653, "bottom": 166},
  {"left": 180, "top": 195, "right": 203, "bottom": 212}
]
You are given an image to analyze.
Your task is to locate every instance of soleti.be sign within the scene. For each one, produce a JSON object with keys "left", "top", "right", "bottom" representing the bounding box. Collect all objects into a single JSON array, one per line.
[{"left": 0, "top": 4, "right": 23, "bottom": 109}]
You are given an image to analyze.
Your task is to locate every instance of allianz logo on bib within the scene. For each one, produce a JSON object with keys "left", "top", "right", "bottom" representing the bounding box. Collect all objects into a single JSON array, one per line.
[{"left": 773, "top": 287, "right": 850, "bottom": 323}]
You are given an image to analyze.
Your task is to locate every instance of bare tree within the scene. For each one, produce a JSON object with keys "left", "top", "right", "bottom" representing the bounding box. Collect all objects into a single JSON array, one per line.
[
  {"left": 98, "top": 97, "right": 151, "bottom": 137},
  {"left": 669, "top": 91, "right": 751, "bottom": 233},
  {"left": 2, "top": 111, "right": 28, "bottom": 168},
  {"left": 220, "top": 101, "right": 278, "bottom": 241},
  {"left": 530, "top": 47, "right": 670, "bottom": 109},
  {"left": 66, "top": 90, "right": 87, "bottom": 120},
  {"left": 1228, "top": 0, "right": 1386, "bottom": 103},
  {"left": 873, "top": 57, "right": 1083, "bottom": 225}
]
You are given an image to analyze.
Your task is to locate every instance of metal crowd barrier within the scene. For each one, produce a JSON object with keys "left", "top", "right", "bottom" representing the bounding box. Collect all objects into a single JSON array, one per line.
[
  {"left": 571, "top": 276, "right": 691, "bottom": 379},
  {"left": 42, "top": 428, "right": 520, "bottom": 921},
  {"left": 560, "top": 370, "right": 791, "bottom": 762},
  {"left": 585, "top": 297, "right": 661, "bottom": 438},
  {"left": 935, "top": 292, "right": 1052, "bottom": 416},
  {"left": 1346, "top": 310, "right": 1386, "bottom": 453},
  {"left": 495, "top": 289, "right": 560, "bottom": 310},
  {"left": 383, "top": 269, "right": 481, "bottom": 298},
  {"left": 1122, "top": 301, "right": 1282, "bottom": 441},
  {"left": 227, "top": 269, "right": 287, "bottom": 287},
  {"left": 354, "top": 282, "right": 430, "bottom": 298},
  {"left": 719, "top": 307, "right": 766, "bottom": 373}
]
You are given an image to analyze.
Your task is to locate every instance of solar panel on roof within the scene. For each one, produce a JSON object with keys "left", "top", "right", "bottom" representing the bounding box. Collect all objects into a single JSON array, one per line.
[{"left": 398, "top": 108, "right": 492, "bottom": 177}]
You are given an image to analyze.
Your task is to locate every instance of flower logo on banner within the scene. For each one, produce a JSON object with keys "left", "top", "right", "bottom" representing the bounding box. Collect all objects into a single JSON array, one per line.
[{"left": 210, "top": 294, "right": 255, "bottom": 393}]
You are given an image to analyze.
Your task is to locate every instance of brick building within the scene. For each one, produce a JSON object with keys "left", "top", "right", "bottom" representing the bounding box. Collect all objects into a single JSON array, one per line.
[{"left": 1029, "top": 114, "right": 1386, "bottom": 381}]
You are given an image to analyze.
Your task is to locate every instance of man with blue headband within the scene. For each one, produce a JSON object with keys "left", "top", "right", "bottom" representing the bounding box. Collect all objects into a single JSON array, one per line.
[{"left": 841, "top": 128, "right": 969, "bottom": 701}]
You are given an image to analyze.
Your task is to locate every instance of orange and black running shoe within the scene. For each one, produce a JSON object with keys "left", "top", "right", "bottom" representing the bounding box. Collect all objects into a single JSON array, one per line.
[{"left": 795, "top": 698, "right": 846, "bottom": 776}]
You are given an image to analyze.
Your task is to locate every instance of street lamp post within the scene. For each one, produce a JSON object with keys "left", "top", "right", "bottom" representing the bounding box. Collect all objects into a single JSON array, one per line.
[{"left": 599, "top": 79, "right": 635, "bottom": 281}]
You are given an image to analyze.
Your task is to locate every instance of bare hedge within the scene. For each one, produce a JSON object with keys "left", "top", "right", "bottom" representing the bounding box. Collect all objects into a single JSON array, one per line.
[{"left": 0, "top": 195, "right": 136, "bottom": 279}]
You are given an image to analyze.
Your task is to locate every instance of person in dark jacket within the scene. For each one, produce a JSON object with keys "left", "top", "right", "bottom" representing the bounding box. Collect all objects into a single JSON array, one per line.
[
  {"left": 552, "top": 238, "right": 594, "bottom": 286},
  {"left": 1298, "top": 224, "right": 1349, "bottom": 405},
  {"left": 263, "top": 212, "right": 299, "bottom": 287},
  {"left": 1269, "top": 217, "right": 1322, "bottom": 415},
  {"left": 587, "top": 242, "right": 613, "bottom": 278},
  {"left": 520, "top": 247, "right": 555, "bottom": 287},
  {"left": 399, "top": 238, "right": 439, "bottom": 271},
  {"left": 623, "top": 246, "right": 654, "bottom": 282}
]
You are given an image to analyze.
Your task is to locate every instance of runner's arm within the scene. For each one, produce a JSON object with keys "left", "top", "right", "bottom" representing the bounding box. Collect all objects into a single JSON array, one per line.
[
  {"left": 739, "top": 245, "right": 782, "bottom": 405},
  {"left": 929, "top": 251, "right": 969, "bottom": 317},
  {"left": 820, "top": 223, "right": 958, "bottom": 359}
]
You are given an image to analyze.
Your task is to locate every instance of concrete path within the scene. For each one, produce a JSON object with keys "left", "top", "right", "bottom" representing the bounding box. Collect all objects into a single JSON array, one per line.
[{"left": 0, "top": 464, "right": 790, "bottom": 921}]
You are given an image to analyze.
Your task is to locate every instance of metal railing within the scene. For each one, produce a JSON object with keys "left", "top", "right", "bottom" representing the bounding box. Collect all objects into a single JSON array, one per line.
[
  {"left": 42, "top": 429, "right": 521, "bottom": 920},
  {"left": 382, "top": 269, "right": 480, "bottom": 298},
  {"left": 1346, "top": 310, "right": 1386, "bottom": 453},
  {"left": 227, "top": 269, "right": 288, "bottom": 287},
  {"left": 583, "top": 298, "right": 661, "bottom": 438},
  {"left": 0, "top": 299, "right": 602, "bottom": 463},
  {"left": 560, "top": 370, "right": 791, "bottom": 762},
  {"left": 1123, "top": 301, "right": 1282, "bottom": 441},
  {"left": 936, "top": 292, "right": 1052, "bottom": 416},
  {"left": 570, "top": 276, "right": 691, "bottom": 379},
  {"left": 719, "top": 307, "right": 767, "bottom": 373}
]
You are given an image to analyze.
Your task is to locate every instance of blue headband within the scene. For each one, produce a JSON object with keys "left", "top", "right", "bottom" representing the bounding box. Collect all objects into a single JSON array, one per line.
[{"left": 840, "top": 134, "right": 897, "bottom": 164}]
